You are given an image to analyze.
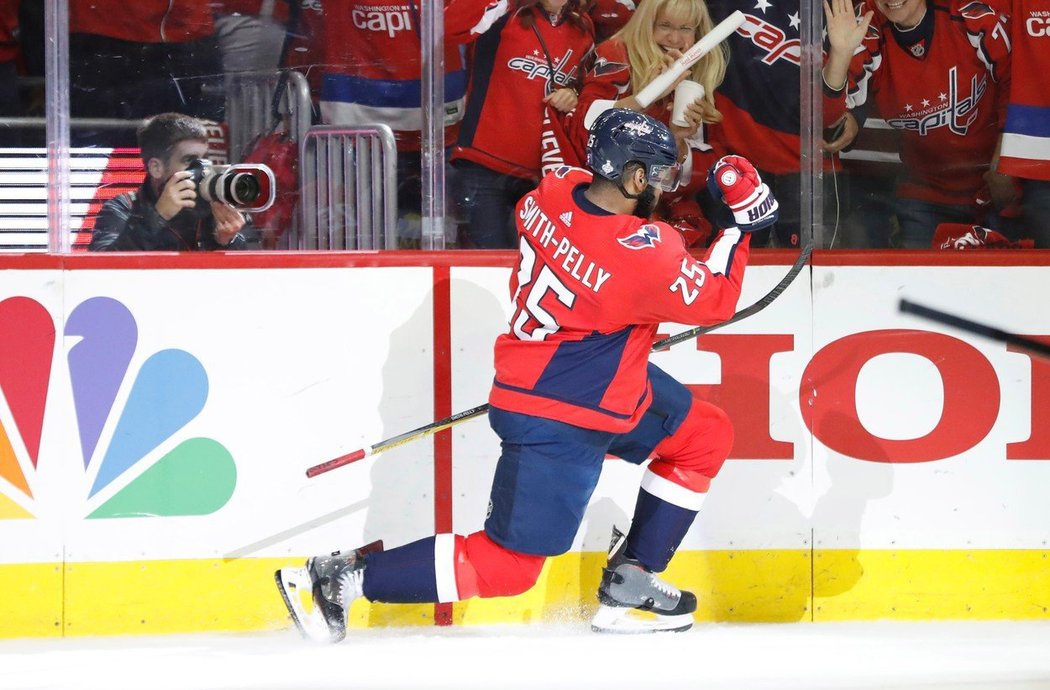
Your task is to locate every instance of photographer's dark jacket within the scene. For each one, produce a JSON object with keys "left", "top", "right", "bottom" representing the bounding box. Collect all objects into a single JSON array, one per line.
[{"left": 89, "top": 178, "right": 247, "bottom": 252}]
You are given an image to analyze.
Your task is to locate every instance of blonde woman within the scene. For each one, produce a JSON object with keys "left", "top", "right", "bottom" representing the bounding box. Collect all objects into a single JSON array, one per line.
[{"left": 569, "top": 0, "right": 729, "bottom": 244}]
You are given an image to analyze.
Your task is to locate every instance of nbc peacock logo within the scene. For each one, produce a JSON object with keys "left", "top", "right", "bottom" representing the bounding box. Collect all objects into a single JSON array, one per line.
[{"left": 0, "top": 296, "right": 237, "bottom": 520}]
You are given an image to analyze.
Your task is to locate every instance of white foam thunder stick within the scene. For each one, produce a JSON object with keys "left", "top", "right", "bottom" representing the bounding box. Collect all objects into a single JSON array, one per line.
[{"left": 582, "top": 10, "right": 746, "bottom": 128}]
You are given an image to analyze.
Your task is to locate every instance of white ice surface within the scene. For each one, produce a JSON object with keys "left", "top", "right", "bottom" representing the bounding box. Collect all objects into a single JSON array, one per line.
[{"left": 3, "top": 621, "right": 1050, "bottom": 690}]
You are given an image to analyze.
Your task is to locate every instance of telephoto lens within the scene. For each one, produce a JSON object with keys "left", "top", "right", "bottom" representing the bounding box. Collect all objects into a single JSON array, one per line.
[
  {"left": 184, "top": 158, "right": 276, "bottom": 212},
  {"left": 222, "top": 172, "right": 262, "bottom": 206}
]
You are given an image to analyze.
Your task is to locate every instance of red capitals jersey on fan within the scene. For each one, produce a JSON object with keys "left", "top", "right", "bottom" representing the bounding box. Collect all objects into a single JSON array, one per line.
[
  {"left": 825, "top": 0, "right": 1011, "bottom": 206},
  {"left": 999, "top": 0, "right": 1050, "bottom": 180},
  {"left": 489, "top": 166, "right": 751, "bottom": 433},
  {"left": 446, "top": 0, "right": 594, "bottom": 179},
  {"left": 318, "top": 0, "right": 467, "bottom": 151}
]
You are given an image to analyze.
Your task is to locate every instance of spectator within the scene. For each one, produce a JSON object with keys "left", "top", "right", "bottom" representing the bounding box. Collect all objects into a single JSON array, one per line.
[
  {"left": 89, "top": 113, "right": 248, "bottom": 251},
  {"left": 997, "top": 0, "right": 1050, "bottom": 248},
  {"left": 706, "top": 0, "right": 857, "bottom": 247},
  {"left": 310, "top": 0, "right": 469, "bottom": 248},
  {"left": 568, "top": 0, "right": 729, "bottom": 246},
  {"left": 823, "top": 0, "right": 1013, "bottom": 248},
  {"left": 69, "top": 1, "right": 224, "bottom": 147},
  {"left": 447, "top": 0, "right": 595, "bottom": 248},
  {"left": 214, "top": 1, "right": 294, "bottom": 87},
  {"left": 591, "top": 0, "right": 637, "bottom": 40}
]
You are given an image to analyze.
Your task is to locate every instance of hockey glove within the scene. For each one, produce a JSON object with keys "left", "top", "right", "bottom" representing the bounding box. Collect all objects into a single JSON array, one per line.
[{"left": 707, "top": 155, "right": 779, "bottom": 233}]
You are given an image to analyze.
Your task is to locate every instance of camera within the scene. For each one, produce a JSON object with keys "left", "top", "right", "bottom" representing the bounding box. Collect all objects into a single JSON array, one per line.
[{"left": 186, "top": 159, "right": 277, "bottom": 213}]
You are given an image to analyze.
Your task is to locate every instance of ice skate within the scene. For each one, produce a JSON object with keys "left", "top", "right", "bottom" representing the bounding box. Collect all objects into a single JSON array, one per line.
[
  {"left": 591, "top": 528, "right": 696, "bottom": 634},
  {"left": 275, "top": 541, "right": 380, "bottom": 643}
]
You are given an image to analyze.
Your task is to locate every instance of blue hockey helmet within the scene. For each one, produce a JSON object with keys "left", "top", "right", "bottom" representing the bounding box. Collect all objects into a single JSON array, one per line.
[{"left": 586, "top": 108, "right": 681, "bottom": 192}]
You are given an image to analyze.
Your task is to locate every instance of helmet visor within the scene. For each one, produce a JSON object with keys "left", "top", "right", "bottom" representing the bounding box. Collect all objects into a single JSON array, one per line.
[{"left": 648, "top": 161, "right": 682, "bottom": 192}]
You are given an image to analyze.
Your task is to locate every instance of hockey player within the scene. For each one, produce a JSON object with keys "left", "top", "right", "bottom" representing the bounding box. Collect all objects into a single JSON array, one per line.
[{"left": 276, "top": 108, "right": 779, "bottom": 642}]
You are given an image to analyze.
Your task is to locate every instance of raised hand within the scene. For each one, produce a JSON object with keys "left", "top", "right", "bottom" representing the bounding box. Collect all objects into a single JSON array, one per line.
[
  {"left": 707, "top": 155, "right": 779, "bottom": 232},
  {"left": 824, "top": 0, "right": 872, "bottom": 56},
  {"left": 823, "top": 0, "right": 874, "bottom": 90}
]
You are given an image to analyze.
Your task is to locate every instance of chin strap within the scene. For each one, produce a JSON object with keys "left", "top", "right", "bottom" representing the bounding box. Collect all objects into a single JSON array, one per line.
[
  {"left": 614, "top": 177, "right": 658, "bottom": 219},
  {"left": 616, "top": 181, "right": 643, "bottom": 200}
]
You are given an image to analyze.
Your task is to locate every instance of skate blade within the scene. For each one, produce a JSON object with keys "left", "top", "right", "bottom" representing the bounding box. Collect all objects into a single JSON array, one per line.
[
  {"left": 274, "top": 567, "right": 337, "bottom": 643},
  {"left": 590, "top": 604, "right": 694, "bottom": 634}
]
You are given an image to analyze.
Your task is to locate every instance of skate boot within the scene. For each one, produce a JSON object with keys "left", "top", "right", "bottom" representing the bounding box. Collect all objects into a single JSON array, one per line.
[
  {"left": 591, "top": 527, "right": 696, "bottom": 634},
  {"left": 275, "top": 540, "right": 381, "bottom": 643}
]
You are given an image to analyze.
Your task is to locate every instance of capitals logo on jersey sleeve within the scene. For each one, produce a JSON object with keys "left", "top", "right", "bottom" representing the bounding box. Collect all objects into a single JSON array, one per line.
[
  {"left": 958, "top": 1, "right": 997, "bottom": 20},
  {"left": 618, "top": 224, "right": 661, "bottom": 250},
  {"left": 591, "top": 55, "right": 630, "bottom": 77}
]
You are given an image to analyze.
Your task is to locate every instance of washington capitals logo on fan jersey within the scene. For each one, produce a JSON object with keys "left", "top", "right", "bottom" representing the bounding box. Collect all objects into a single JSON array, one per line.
[
  {"left": 959, "top": 1, "right": 996, "bottom": 20},
  {"left": 738, "top": 14, "right": 801, "bottom": 66},
  {"left": 591, "top": 56, "right": 629, "bottom": 77},
  {"left": 618, "top": 224, "right": 661, "bottom": 250}
]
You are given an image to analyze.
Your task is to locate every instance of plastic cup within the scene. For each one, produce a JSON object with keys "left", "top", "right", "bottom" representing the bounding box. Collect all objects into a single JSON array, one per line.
[{"left": 671, "top": 80, "right": 706, "bottom": 127}]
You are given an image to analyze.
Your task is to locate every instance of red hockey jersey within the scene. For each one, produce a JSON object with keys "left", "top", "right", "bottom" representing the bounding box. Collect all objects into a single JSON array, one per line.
[
  {"left": 824, "top": 0, "right": 1011, "bottom": 206},
  {"left": 447, "top": 0, "right": 594, "bottom": 179},
  {"left": 489, "top": 166, "right": 751, "bottom": 433},
  {"left": 317, "top": 0, "right": 468, "bottom": 152},
  {"left": 998, "top": 0, "right": 1050, "bottom": 180},
  {"left": 70, "top": 0, "right": 214, "bottom": 43}
]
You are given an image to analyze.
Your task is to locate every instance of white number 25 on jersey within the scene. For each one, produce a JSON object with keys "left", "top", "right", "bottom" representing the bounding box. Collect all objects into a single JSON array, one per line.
[
  {"left": 511, "top": 239, "right": 577, "bottom": 341},
  {"left": 670, "top": 257, "right": 706, "bottom": 305}
]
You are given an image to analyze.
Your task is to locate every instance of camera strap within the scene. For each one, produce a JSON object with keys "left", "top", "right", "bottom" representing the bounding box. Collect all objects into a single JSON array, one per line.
[{"left": 529, "top": 18, "right": 560, "bottom": 97}]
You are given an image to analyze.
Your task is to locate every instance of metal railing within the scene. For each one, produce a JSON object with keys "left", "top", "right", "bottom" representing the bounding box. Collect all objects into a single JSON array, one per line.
[
  {"left": 1, "top": 69, "right": 313, "bottom": 164},
  {"left": 225, "top": 70, "right": 313, "bottom": 163},
  {"left": 297, "top": 125, "right": 398, "bottom": 250}
]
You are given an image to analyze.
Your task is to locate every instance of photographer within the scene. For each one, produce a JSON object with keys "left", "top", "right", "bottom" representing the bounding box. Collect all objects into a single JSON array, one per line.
[{"left": 89, "top": 113, "right": 248, "bottom": 251}]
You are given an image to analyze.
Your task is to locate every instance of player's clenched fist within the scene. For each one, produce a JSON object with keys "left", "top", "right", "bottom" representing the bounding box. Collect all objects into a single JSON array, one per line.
[{"left": 707, "top": 155, "right": 779, "bottom": 233}]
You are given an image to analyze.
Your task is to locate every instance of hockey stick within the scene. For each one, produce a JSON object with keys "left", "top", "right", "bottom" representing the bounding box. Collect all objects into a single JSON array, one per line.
[
  {"left": 899, "top": 299, "right": 1050, "bottom": 359},
  {"left": 306, "top": 243, "right": 813, "bottom": 478},
  {"left": 306, "top": 404, "right": 489, "bottom": 477},
  {"left": 582, "top": 11, "right": 745, "bottom": 128}
]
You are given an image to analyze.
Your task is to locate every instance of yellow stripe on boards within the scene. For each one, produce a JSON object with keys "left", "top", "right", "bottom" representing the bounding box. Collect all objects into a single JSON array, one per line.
[
  {"left": 3, "top": 550, "right": 1050, "bottom": 638},
  {"left": 0, "top": 563, "right": 62, "bottom": 638},
  {"left": 62, "top": 558, "right": 301, "bottom": 636},
  {"left": 813, "top": 550, "right": 1050, "bottom": 620},
  {"left": 346, "top": 601, "right": 436, "bottom": 629}
]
